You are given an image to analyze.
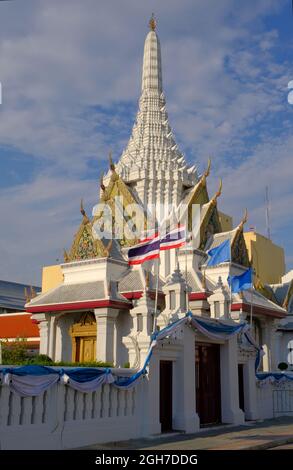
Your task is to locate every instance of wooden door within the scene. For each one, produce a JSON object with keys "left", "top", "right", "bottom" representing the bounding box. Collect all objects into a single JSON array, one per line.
[
  {"left": 160, "top": 360, "right": 173, "bottom": 432},
  {"left": 238, "top": 364, "right": 245, "bottom": 413},
  {"left": 70, "top": 312, "right": 97, "bottom": 363},
  {"left": 195, "top": 343, "right": 221, "bottom": 426},
  {"left": 81, "top": 337, "right": 96, "bottom": 362}
]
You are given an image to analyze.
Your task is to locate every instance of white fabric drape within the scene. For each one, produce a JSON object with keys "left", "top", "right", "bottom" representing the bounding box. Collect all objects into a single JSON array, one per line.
[
  {"left": 64, "top": 372, "right": 115, "bottom": 392},
  {"left": 8, "top": 373, "right": 60, "bottom": 397}
]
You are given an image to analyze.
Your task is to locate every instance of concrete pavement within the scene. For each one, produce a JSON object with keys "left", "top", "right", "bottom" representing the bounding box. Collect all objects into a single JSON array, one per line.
[{"left": 83, "top": 416, "right": 293, "bottom": 450}]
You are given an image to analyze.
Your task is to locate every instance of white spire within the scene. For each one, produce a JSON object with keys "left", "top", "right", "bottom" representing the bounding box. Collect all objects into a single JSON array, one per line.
[
  {"left": 110, "top": 17, "right": 198, "bottom": 209},
  {"left": 141, "top": 28, "right": 162, "bottom": 93}
]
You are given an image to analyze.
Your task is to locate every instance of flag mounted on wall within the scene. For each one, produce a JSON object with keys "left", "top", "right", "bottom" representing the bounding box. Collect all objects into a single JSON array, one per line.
[
  {"left": 228, "top": 267, "right": 253, "bottom": 293},
  {"left": 207, "top": 238, "right": 231, "bottom": 266}
]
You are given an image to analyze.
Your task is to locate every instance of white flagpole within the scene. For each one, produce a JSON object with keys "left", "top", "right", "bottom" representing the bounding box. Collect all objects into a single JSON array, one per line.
[
  {"left": 185, "top": 235, "right": 189, "bottom": 312},
  {"left": 152, "top": 252, "right": 160, "bottom": 334},
  {"left": 250, "top": 289, "right": 253, "bottom": 328},
  {"left": 250, "top": 269, "right": 254, "bottom": 329},
  {"left": 229, "top": 238, "right": 232, "bottom": 318}
]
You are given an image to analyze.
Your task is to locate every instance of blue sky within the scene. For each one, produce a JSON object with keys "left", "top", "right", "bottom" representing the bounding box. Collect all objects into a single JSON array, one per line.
[{"left": 0, "top": 0, "right": 292, "bottom": 284}]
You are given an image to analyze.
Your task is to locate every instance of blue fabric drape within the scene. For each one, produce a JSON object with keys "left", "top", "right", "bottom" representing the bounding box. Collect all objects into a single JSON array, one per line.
[{"left": 1, "top": 312, "right": 291, "bottom": 394}]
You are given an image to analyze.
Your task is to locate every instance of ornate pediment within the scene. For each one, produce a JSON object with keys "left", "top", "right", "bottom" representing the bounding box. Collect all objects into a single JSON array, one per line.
[
  {"left": 198, "top": 179, "right": 222, "bottom": 249},
  {"left": 64, "top": 201, "right": 108, "bottom": 262},
  {"left": 186, "top": 159, "right": 210, "bottom": 205},
  {"left": 231, "top": 210, "right": 250, "bottom": 267},
  {"left": 282, "top": 280, "right": 293, "bottom": 310},
  {"left": 231, "top": 230, "right": 250, "bottom": 267},
  {"left": 96, "top": 156, "right": 148, "bottom": 247}
]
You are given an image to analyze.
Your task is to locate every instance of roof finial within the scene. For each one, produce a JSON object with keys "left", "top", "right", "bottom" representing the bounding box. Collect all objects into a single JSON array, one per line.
[
  {"left": 80, "top": 198, "right": 86, "bottom": 217},
  {"left": 149, "top": 13, "right": 156, "bottom": 31},
  {"left": 204, "top": 158, "right": 211, "bottom": 178},
  {"left": 211, "top": 178, "right": 222, "bottom": 203},
  {"left": 239, "top": 208, "right": 248, "bottom": 229},
  {"left": 109, "top": 151, "right": 115, "bottom": 172},
  {"left": 100, "top": 173, "right": 105, "bottom": 191}
]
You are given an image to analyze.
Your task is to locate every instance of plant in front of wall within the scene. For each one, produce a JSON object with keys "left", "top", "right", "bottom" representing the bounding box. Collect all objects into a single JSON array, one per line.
[{"left": 278, "top": 362, "right": 288, "bottom": 371}]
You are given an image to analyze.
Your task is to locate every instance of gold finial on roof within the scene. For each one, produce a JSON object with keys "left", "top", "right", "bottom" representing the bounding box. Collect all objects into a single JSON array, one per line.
[
  {"left": 109, "top": 151, "right": 115, "bottom": 172},
  {"left": 24, "top": 287, "right": 30, "bottom": 303},
  {"left": 80, "top": 199, "right": 90, "bottom": 223},
  {"left": 63, "top": 249, "right": 70, "bottom": 262},
  {"left": 100, "top": 173, "right": 105, "bottom": 191},
  {"left": 204, "top": 158, "right": 211, "bottom": 178},
  {"left": 239, "top": 208, "right": 248, "bottom": 229},
  {"left": 211, "top": 178, "right": 222, "bottom": 202},
  {"left": 149, "top": 13, "right": 156, "bottom": 31},
  {"left": 80, "top": 198, "right": 86, "bottom": 217},
  {"left": 215, "top": 178, "right": 222, "bottom": 198},
  {"left": 30, "top": 286, "right": 36, "bottom": 300}
]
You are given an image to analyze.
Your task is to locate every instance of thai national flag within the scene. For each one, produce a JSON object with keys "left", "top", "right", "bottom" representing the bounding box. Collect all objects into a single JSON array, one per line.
[
  {"left": 159, "top": 225, "right": 186, "bottom": 251},
  {"left": 127, "top": 225, "right": 186, "bottom": 265},
  {"left": 127, "top": 234, "right": 160, "bottom": 265}
]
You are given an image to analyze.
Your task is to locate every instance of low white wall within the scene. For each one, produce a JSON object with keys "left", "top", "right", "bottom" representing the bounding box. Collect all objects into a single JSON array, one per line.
[
  {"left": 1, "top": 365, "right": 293, "bottom": 449},
  {"left": 256, "top": 380, "right": 293, "bottom": 420},
  {"left": 0, "top": 369, "right": 148, "bottom": 450},
  {"left": 256, "top": 385, "right": 274, "bottom": 420}
]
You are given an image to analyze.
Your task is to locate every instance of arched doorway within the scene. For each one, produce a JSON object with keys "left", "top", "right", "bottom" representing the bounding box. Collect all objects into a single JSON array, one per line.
[{"left": 70, "top": 312, "right": 96, "bottom": 362}]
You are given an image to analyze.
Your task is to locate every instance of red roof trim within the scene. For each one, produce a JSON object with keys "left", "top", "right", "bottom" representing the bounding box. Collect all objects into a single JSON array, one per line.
[
  {"left": 26, "top": 299, "right": 131, "bottom": 313},
  {"left": 232, "top": 302, "right": 286, "bottom": 319},
  {"left": 122, "top": 291, "right": 143, "bottom": 300},
  {"left": 189, "top": 292, "right": 210, "bottom": 301},
  {"left": 121, "top": 291, "right": 165, "bottom": 301}
]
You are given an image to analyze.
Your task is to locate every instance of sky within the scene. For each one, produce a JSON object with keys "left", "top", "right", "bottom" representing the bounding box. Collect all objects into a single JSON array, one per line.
[{"left": 0, "top": 0, "right": 292, "bottom": 285}]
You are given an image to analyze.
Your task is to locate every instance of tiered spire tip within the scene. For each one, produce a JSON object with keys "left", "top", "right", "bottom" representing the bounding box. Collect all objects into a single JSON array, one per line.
[{"left": 149, "top": 13, "right": 157, "bottom": 31}]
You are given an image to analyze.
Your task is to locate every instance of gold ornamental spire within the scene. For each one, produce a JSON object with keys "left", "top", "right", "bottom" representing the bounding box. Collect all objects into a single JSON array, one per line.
[{"left": 149, "top": 13, "right": 156, "bottom": 31}]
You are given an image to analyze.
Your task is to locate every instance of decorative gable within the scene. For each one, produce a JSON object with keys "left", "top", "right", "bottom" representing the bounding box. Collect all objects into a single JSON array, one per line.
[
  {"left": 64, "top": 202, "right": 108, "bottom": 262},
  {"left": 232, "top": 230, "right": 250, "bottom": 267},
  {"left": 96, "top": 156, "right": 148, "bottom": 248}
]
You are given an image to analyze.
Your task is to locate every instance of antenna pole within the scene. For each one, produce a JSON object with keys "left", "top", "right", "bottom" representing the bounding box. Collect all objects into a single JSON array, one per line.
[{"left": 265, "top": 186, "right": 271, "bottom": 240}]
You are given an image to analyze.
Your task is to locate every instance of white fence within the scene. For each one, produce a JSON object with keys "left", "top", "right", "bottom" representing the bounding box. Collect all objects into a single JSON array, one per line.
[
  {"left": 1, "top": 367, "right": 293, "bottom": 450},
  {"left": 0, "top": 369, "right": 147, "bottom": 450},
  {"left": 256, "top": 380, "right": 293, "bottom": 420}
]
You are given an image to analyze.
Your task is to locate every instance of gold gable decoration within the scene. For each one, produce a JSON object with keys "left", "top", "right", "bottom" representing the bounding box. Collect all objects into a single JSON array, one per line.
[
  {"left": 64, "top": 200, "right": 108, "bottom": 262},
  {"left": 231, "top": 209, "right": 250, "bottom": 267},
  {"left": 96, "top": 153, "right": 148, "bottom": 247},
  {"left": 282, "top": 279, "right": 293, "bottom": 310},
  {"left": 198, "top": 178, "right": 222, "bottom": 250},
  {"left": 187, "top": 158, "right": 211, "bottom": 209}
]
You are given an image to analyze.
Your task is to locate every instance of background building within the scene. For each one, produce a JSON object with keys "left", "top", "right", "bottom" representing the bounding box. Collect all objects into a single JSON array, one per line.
[{"left": 0, "top": 280, "right": 40, "bottom": 355}]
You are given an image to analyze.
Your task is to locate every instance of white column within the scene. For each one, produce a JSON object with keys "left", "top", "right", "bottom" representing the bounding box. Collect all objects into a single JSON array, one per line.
[
  {"left": 55, "top": 316, "right": 72, "bottom": 362},
  {"left": 141, "top": 349, "right": 161, "bottom": 436},
  {"left": 275, "top": 331, "right": 283, "bottom": 367},
  {"left": 32, "top": 313, "right": 50, "bottom": 356},
  {"left": 270, "top": 322, "right": 281, "bottom": 371},
  {"left": 243, "top": 358, "right": 259, "bottom": 420},
  {"left": 94, "top": 308, "right": 119, "bottom": 364},
  {"left": 220, "top": 336, "right": 245, "bottom": 425},
  {"left": 173, "top": 326, "right": 199, "bottom": 432},
  {"left": 262, "top": 321, "right": 272, "bottom": 372},
  {"left": 48, "top": 315, "right": 57, "bottom": 360}
]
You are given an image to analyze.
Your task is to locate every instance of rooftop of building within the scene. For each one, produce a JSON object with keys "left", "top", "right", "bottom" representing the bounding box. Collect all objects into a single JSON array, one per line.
[{"left": 0, "top": 280, "right": 41, "bottom": 312}]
